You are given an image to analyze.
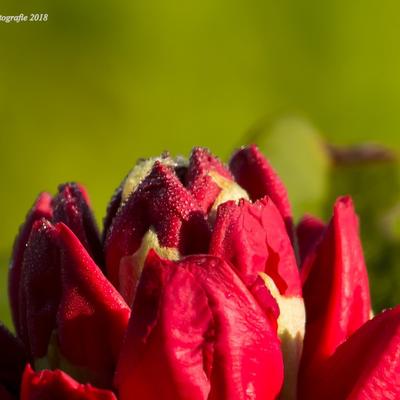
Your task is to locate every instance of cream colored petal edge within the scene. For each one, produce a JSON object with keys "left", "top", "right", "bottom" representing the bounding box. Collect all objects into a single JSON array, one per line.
[
  {"left": 259, "top": 272, "right": 305, "bottom": 400},
  {"left": 209, "top": 171, "right": 249, "bottom": 220}
]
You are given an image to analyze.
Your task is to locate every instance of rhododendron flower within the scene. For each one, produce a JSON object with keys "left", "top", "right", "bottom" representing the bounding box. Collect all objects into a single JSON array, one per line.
[{"left": 1, "top": 145, "right": 399, "bottom": 399}]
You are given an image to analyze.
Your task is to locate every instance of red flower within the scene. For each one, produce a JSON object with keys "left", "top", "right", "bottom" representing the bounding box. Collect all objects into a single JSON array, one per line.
[{"left": 1, "top": 146, "right": 399, "bottom": 399}]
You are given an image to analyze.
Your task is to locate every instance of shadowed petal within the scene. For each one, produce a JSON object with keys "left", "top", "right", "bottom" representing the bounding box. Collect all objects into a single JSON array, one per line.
[
  {"left": 9, "top": 193, "right": 53, "bottom": 335},
  {"left": 18, "top": 219, "right": 60, "bottom": 359},
  {"left": 0, "top": 384, "right": 14, "bottom": 400},
  {"left": 296, "top": 214, "right": 325, "bottom": 264},
  {"left": 0, "top": 324, "right": 26, "bottom": 396},
  {"left": 52, "top": 183, "right": 103, "bottom": 268}
]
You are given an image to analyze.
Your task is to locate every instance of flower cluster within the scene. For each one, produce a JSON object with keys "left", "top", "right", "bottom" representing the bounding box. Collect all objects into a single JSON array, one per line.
[{"left": 1, "top": 145, "right": 399, "bottom": 399}]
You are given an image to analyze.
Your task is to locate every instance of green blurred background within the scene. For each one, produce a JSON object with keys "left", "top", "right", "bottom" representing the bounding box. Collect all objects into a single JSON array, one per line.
[{"left": 1, "top": 0, "right": 400, "bottom": 328}]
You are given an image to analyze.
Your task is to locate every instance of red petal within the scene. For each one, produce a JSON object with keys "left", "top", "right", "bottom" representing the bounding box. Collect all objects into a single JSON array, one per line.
[
  {"left": 56, "top": 223, "right": 130, "bottom": 388},
  {"left": 299, "top": 196, "right": 371, "bottom": 392},
  {"left": 18, "top": 219, "right": 60, "bottom": 359},
  {"left": 229, "top": 145, "right": 293, "bottom": 240},
  {"left": 104, "top": 162, "right": 210, "bottom": 290},
  {"left": 210, "top": 197, "right": 301, "bottom": 296},
  {"left": 9, "top": 193, "right": 53, "bottom": 336},
  {"left": 0, "top": 324, "right": 26, "bottom": 396},
  {"left": 296, "top": 214, "right": 325, "bottom": 264},
  {"left": 21, "top": 364, "right": 117, "bottom": 400},
  {"left": 52, "top": 183, "right": 103, "bottom": 268},
  {"left": 115, "top": 252, "right": 283, "bottom": 400},
  {"left": 306, "top": 306, "right": 400, "bottom": 400},
  {"left": 185, "top": 147, "right": 232, "bottom": 213}
]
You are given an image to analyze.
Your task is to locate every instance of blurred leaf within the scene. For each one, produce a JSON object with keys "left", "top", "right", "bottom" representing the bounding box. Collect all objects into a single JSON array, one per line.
[
  {"left": 248, "top": 116, "right": 400, "bottom": 311},
  {"left": 249, "top": 115, "right": 331, "bottom": 219},
  {"left": 324, "top": 149, "right": 400, "bottom": 311}
]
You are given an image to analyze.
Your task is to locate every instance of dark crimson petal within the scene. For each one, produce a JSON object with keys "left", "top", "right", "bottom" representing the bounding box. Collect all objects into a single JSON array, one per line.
[
  {"left": 0, "top": 384, "right": 14, "bottom": 400},
  {"left": 296, "top": 214, "right": 325, "bottom": 264},
  {"left": 185, "top": 147, "right": 233, "bottom": 213},
  {"left": 299, "top": 196, "right": 371, "bottom": 393},
  {"left": 18, "top": 219, "right": 60, "bottom": 359},
  {"left": 304, "top": 306, "right": 400, "bottom": 400},
  {"left": 102, "top": 156, "right": 178, "bottom": 242},
  {"left": 0, "top": 324, "right": 26, "bottom": 396},
  {"left": 115, "top": 252, "right": 283, "bottom": 400},
  {"left": 21, "top": 364, "right": 117, "bottom": 400},
  {"left": 9, "top": 193, "right": 53, "bottom": 336},
  {"left": 56, "top": 223, "right": 130, "bottom": 388},
  {"left": 52, "top": 183, "right": 103, "bottom": 268},
  {"left": 102, "top": 184, "right": 123, "bottom": 243},
  {"left": 229, "top": 145, "right": 294, "bottom": 239},
  {"left": 0, "top": 384, "right": 13, "bottom": 400},
  {"left": 210, "top": 197, "right": 301, "bottom": 296},
  {"left": 104, "top": 162, "right": 210, "bottom": 290}
]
